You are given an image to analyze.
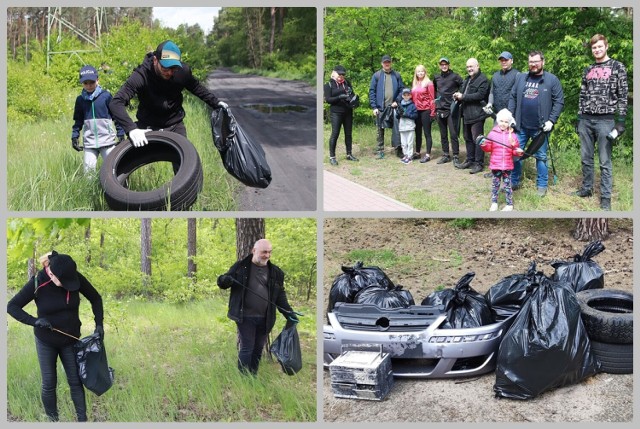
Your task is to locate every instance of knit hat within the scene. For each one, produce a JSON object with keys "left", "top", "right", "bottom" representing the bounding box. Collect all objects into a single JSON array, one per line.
[
  {"left": 155, "top": 40, "right": 183, "bottom": 68},
  {"left": 333, "top": 65, "right": 347, "bottom": 75},
  {"left": 48, "top": 251, "right": 80, "bottom": 291},
  {"left": 79, "top": 65, "right": 98, "bottom": 83}
]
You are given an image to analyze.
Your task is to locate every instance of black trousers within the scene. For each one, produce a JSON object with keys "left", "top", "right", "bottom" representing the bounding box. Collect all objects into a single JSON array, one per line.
[
  {"left": 463, "top": 120, "right": 486, "bottom": 165},
  {"left": 236, "top": 316, "right": 269, "bottom": 375},
  {"left": 35, "top": 337, "right": 87, "bottom": 422},
  {"left": 137, "top": 121, "right": 188, "bottom": 138},
  {"left": 328, "top": 110, "right": 353, "bottom": 158},
  {"left": 436, "top": 113, "right": 460, "bottom": 156},
  {"left": 415, "top": 110, "right": 433, "bottom": 154}
]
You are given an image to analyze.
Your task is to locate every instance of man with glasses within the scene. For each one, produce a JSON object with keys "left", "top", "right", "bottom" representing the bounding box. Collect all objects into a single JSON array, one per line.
[
  {"left": 508, "top": 50, "right": 564, "bottom": 197},
  {"left": 110, "top": 40, "right": 228, "bottom": 147},
  {"left": 575, "top": 34, "right": 628, "bottom": 211}
]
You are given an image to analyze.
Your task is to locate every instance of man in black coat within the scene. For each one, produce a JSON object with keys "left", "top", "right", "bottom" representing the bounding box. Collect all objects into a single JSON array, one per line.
[
  {"left": 433, "top": 57, "right": 464, "bottom": 166},
  {"left": 217, "top": 239, "right": 298, "bottom": 375},
  {"left": 453, "top": 58, "right": 490, "bottom": 174},
  {"left": 110, "top": 40, "right": 228, "bottom": 147}
]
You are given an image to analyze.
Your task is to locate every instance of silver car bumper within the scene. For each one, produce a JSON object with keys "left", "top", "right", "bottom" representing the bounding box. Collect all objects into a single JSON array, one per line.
[{"left": 323, "top": 303, "right": 513, "bottom": 378}]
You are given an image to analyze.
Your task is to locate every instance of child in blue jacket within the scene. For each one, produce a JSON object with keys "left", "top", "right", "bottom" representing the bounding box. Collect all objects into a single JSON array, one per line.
[
  {"left": 71, "top": 65, "right": 124, "bottom": 174},
  {"left": 397, "top": 88, "right": 419, "bottom": 164}
]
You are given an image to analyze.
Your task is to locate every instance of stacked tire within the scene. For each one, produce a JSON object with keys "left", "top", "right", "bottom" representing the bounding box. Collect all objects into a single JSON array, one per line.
[
  {"left": 100, "top": 131, "right": 203, "bottom": 211},
  {"left": 576, "top": 289, "right": 633, "bottom": 374}
]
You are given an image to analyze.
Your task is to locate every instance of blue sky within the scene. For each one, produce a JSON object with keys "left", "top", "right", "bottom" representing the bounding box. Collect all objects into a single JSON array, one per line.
[{"left": 152, "top": 7, "right": 221, "bottom": 35}]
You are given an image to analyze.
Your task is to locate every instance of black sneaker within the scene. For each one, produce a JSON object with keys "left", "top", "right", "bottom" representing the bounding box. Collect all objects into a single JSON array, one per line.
[
  {"left": 420, "top": 154, "right": 431, "bottom": 163},
  {"left": 456, "top": 160, "right": 471, "bottom": 169},
  {"left": 437, "top": 155, "right": 451, "bottom": 164},
  {"left": 469, "top": 163, "right": 483, "bottom": 174},
  {"left": 396, "top": 147, "right": 404, "bottom": 158},
  {"left": 412, "top": 152, "right": 421, "bottom": 160},
  {"left": 600, "top": 197, "right": 611, "bottom": 211},
  {"left": 573, "top": 188, "right": 593, "bottom": 197},
  {"left": 452, "top": 156, "right": 460, "bottom": 167},
  {"left": 346, "top": 154, "right": 359, "bottom": 162},
  {"left": 329, "top": 157, "right": 338, "bottom": 166}
]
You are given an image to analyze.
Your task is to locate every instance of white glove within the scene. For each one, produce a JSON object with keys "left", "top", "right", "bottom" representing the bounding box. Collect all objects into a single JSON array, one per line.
[
  {"left": 373, "top": 109, "right": 379, "bottom": 116},
  {"left": 543, "top": 120, "right": 554, "bottom": 132},
  {"left": 218, "top": 101, "right": 229, "bottom": 109},
  {"left": 129, "top": 129, "right": 150, "bottom": 147},
  {"left": 482, "top": 103, "right": 493, "bottom": 114}
]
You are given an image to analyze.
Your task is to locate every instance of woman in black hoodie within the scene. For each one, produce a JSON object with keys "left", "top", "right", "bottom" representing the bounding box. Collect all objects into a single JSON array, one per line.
[{"left": 7, "top": 251, "right": 104, "bottom": 422}]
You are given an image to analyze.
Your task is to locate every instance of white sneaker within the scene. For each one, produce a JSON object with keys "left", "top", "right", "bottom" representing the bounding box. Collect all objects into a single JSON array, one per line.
[
  {"left": 502, "top": 205, "right": 513, "bottom": 211},
  {"left": 489, "top": 203, "right": 499, "bottom": 211}
]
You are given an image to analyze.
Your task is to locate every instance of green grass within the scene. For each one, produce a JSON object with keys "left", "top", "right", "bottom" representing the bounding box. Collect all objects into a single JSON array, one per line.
[
  {"left": 7, "top": 299, "right": 316, "bottom": 422},
  {"left": 324, "top": 122, "right": 633, "bottom": 211},
  {"left": 7, "top": 94, "right": 240, "bottom": 211}
]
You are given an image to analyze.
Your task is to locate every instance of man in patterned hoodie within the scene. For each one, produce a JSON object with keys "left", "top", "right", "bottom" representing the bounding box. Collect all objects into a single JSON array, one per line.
[{"left": 575, "top": 34, "right": 628, "bottom": 210}]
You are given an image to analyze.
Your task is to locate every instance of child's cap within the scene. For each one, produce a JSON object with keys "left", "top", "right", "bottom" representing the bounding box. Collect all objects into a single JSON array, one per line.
[
  {"left": 155, "top": 40, "right": 182, "bottom": 68},
  {"left": 79, "top": 65, "right": 98, "bottom": 83},
  {"left": 496, "top": 108, "right": 513, "bottom": 122},
  {"left": 402, "top": 88, "right": 411, "bottom": 95}
]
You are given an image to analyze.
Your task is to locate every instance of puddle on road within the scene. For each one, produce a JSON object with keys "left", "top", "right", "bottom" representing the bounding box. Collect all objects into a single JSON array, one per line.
[{"left": 241, "top": 103, "right": 308, "bottom": 113}]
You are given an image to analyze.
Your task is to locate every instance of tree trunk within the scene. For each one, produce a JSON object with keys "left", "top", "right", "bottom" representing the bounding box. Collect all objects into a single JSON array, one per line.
[
  {"left": 141, "top": 219, "right": 152, "bottom": 283},
  {"left": 187, "top": 218, "right": 197, "bottom": 279},
  {"left": 269, "top": 7, "right": 276, "bottom": 54},
  {"left": 574, "top": 218, "right": 609, "bottom": 241},
  {"left": 27, "top": 258, "right": 35, "bottom": 280},
  {"left": 99, "top": 232, "right": 105, "bottom": 268},
  {"left": 84, "top": 225, "right": 91, "bottom": 264},
  {"left": 235, "top": 218, "right": 265, "bottom": 260}
]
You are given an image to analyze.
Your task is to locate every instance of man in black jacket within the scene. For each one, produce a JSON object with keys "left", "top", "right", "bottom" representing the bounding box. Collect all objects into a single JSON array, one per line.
[
  {"left": 110, "top": 40, "right": 228, "bottom": 147},
  {"left": 433, "top": 57, "right": 464, "bottom": 166},
  {"left": 217, "top": 239, "right": 298, "bottom": 375},
  {"left": 453, "top": 58, "right": 490, "bottom": 174}
]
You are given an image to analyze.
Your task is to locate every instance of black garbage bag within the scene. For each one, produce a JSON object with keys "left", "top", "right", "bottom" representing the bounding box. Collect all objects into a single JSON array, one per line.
[
  {"left": 354, "top": 285, "right": 414, "bottom": 309},
  {"left": 551, "top": 241, "right": 605, "bottom": 292},
  {"left": 327, "top": 262, "right": 396, "bottom": 311},
  {"left": 484, "top": 261, "right": 541, "bottom": 321},
  {"left": 377, "top": 106, "right": 394, "bottom": 129},
  {"left": 269, "top": 320, "right": 302, "bottom": 375},
  {"left": 494, "top": 276, "right": 600, "bottom": 400},
  {"left": 422, "top": 272, "right": 493, "bottom": 329},
  {"left": 211, "top": 107, "right": 272, "bottom": 188},
  {"left": 73, "top": 333, "right": 114, "bottom": 396}
]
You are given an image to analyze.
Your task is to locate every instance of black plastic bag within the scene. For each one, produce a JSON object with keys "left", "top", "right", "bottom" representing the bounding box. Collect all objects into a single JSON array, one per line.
[
  {"left": 494, "top": 276, "right": 600, "bottom": 400},
  {"left": 377, "top": 106, "right": 394, "bottom": 129},
  {"left": 354, "top": 285, "right": 414, "bottom": 309},
  {"left": 484, "top": 261, "right": 541, "bottom": 321},
  {"left": 210, "top": 107, "right": 272, "bottom": 188},
  {"left": 270, "top": 320, "right": 302, "bottom": 375},
  {"left": 422, "top": 272, "right": 493, "bottom": 329},
  {"left": 327, "top": 262, "right": 396, "bottom": 311},
  {"left": 74, "top": 333, "right": 114, "bottom": 396},
  {"left": 551, "top": 241, "right": 605, "bottom": 292}
]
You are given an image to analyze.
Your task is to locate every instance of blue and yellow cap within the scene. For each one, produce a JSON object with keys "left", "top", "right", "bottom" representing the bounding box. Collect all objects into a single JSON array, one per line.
[{"left": 155, "top": 40, "right": 182, "bottom": 68}]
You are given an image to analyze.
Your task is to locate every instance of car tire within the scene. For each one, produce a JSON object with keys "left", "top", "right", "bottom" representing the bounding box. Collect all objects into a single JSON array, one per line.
[
  {"left": 99, "top": 131, "right": 203, "bottom": 211},
  {"left": 590, "top": 341, "right": 633, "bottom": 374},
  {"left": 576, "top": 289, "right": 633, "bottom": 344}
]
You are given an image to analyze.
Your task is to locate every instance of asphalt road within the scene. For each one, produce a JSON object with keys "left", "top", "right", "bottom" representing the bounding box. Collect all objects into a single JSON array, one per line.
[{"left": 206, "top": 69, "right": 317, "bottom": 211}]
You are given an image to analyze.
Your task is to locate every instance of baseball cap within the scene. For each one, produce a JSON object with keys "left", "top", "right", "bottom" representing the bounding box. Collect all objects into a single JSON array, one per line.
[
  {"left": 402, "top": 88, "right": 411, "bottom": 94},
  {"left": 48, "top": 251, "right": 81, "bottom": 291},
  {"left": 333, "top": 65, "right": 347, "bottom": 75},
  {"left": 155, "top": 40, "right": 183, "bottom": 68},
  {"left": 498, "top": 51, "right": 513, "bottom": 60},
  {"left": 381, "top": 55, "right": 392, "bottom": 63},
  {"left": 439, "top": 57, "right": 450, "bottom": 64},
  {"left": 79, "top": 65, "right": 98, "bottom": 83}
]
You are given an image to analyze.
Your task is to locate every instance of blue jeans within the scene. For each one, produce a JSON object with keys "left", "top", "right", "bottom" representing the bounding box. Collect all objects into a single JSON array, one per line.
[
  {"left": 35, "top": 337, "right": 87, "bottom": 421},
  {"left": 236, "top": 316, "right": 268, "bottom": 375},
  {"left": 578, "top": 117, "right": 615, "bottom": 198},
  {"left": 511, "top": 127, "right": 548, "bottom": 189}
]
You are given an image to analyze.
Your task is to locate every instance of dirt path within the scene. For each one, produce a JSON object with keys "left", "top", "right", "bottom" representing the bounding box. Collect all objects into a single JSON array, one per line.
[
  {"left": 207, "top": 69, "right": 316, "bottom": 211},
  {"left": 322, "top": 218, "right": 633, "bottom": 422}
]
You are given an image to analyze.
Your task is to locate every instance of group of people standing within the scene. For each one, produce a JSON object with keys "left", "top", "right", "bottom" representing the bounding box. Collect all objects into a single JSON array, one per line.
[{"left": 324, "top": 33, "right": 628, "bottom": 211}]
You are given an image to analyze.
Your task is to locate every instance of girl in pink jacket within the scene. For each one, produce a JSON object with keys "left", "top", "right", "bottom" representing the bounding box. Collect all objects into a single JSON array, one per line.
[{"left": 480, "top": 109, "right": 523, "bottom": 211}]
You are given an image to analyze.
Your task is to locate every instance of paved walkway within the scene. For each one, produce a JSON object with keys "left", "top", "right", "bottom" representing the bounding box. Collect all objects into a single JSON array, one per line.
[{"left": 323, "top": 170, "right": 418, "bottom": 211}]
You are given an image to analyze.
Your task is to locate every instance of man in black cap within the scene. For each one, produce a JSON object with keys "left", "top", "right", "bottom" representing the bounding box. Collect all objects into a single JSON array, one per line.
[
  {"left": 485, "top": 51, "right": 520, "bottom": 117},
  {"left": 433, "top": 57, "right": 464, "bottom": 166},
  {"left": 217, "top": 239, "right": 298, "bottom": 375},
  {"left": 369, "top": 54, "right": 405, "bottom": 158},
  {"left": 110, "top": 40, "right": 228, "bottom": 147},
  {"left": 7, "top": 251, "right": 104, "bottom": 422}
]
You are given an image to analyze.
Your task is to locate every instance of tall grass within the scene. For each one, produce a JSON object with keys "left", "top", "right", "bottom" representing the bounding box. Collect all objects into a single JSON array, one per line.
[
  {"left": 7, "top": 94, "right": 239, "bottom": 211},
  {"left": 7, "top": 298, "right": 316, "bottom": 422}
]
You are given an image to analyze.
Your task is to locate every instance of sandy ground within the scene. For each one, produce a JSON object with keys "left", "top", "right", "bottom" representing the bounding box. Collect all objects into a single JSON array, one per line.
[
  {"left": 321, "top": 218, "right": 633, "bottom": 422},
  {"left": 207, "top": 69, "right": 316, "bottom": 211}
]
